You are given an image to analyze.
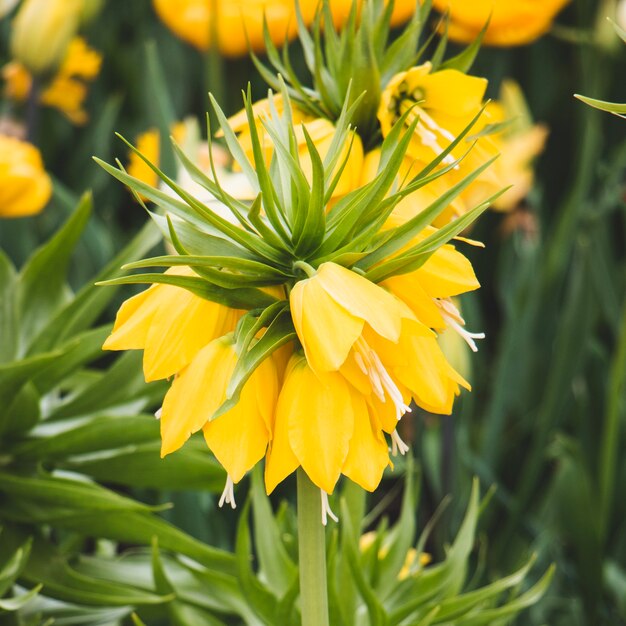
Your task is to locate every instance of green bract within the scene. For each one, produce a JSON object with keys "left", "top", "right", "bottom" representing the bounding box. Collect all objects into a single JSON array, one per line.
[
  {"left": 253, "top": 0, "right": 488, "bottom": 147},
  {"left": 95, "top": 84, "right": 503, "bottom": 414}
]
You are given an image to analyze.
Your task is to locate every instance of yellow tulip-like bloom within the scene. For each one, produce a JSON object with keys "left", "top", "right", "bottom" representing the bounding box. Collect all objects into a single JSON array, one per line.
[
  {"left": 103, "top": 266, "right": 241, "bottom": 382},
  {"left": 160, "top": 335, "right": 278, "bottom": 502},
  {"left": 378, "top": 62, "right": 502, "bottom": 223},
  {"left": 432, "top": 0, "right": 570, "bottom": 47},
  {"left": 0, "top": 135, "right": 52, "bottom": 218},
  {"left": 2, "top": 37, "right": 102, "bottom": 125},
  {"left": 229, "top": 96, "right": 364, "bottom": 203},
  {"left": 152, "top": 0, "right": 316, "bottom": 57},
  {"left": 265, "top": 353, "right": 390, "bottom": 502},
  {"left": 10, "top": 0, "right": 83, "bottom": 75}
]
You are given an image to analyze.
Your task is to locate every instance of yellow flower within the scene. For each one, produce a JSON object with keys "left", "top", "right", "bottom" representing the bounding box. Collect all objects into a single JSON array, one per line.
[
  {"left": 229, "top": 96, "right": 364, "bottom": 204},
  {"left": 265, "top": 353, "right": 390, "bottom": 497},
  {"left": 10, "top": 0, "right": 83, "bottom": 75},
  {"left": 152, "top": 0, "right": 317, "bottom": 57},
  {"left": 0, "top": 134, "right": 52, "bottom": 218},
  {"left": 290, "top": 262, "right": 469, "bottom": 415},
  {"left": 432, "top": 0, "right": 570, "bottom": 47},
  {"left": 160, "top": 335, "right": 278, "bottom": 489},
  {"left": 103, "top": 266, "right": 241, "bottom": 382},
  {"left": 328, "top": 0, "right": 418, "bottom": 29},
  {"left": 479, "top": 81, "right": 548, "bottom": 212},
  {"left": 2, "top": 37, "right": 102, "bottom": 125},
  {"left": 378, "top": 62, "right": 502, "bottom": 223},
  {"left": 127, "top": 122, "right": 187, "bottom": 192},
  {"left": 359, "top": 532, "right": 432, "bottom": 580}
]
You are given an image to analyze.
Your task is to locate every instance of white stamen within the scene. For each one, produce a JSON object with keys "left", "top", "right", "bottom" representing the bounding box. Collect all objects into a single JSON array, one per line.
[
  {"left": 437, "top": 299, "right": 485, "bottom": 353},
  {"left": 218, "top": 475, "right": 236, "bottom": 509},
  {"left": 154, "top": 407, "right": 162, "bottom": 420},
  {"left": 321, "top": 490, "right": 339, "bottom": 526},
  {"left": 391, "top": 430, "right": 410, "bottom": 456},
  {"left": 354, "top": 337, "right": 411, "bottom": 419},
  {"left": 419, "top": 111, "right": 459, "bottom": 168}
]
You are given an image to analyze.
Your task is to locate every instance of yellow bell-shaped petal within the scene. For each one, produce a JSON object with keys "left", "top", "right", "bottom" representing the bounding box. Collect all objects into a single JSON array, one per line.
[{"left": 103, "top": 266, "right": 239, "bottom": 381}]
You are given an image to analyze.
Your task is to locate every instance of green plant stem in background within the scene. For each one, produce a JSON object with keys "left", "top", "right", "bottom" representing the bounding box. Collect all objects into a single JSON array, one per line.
[
  {"left": 297, "top": 469, "right": 330, "bottom": 626},
  {"left": 26, "top": 77, "right": 40, "bottom": 143}
]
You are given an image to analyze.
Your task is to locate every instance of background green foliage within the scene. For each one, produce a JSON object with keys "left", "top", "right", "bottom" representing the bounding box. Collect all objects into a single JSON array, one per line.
[{"left": 1, "top": 0, "right": 626, "bottom": 624}]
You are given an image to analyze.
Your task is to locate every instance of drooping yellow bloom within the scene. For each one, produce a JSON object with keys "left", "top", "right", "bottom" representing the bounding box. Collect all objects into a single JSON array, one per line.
[
  {"left": 0, "top": 135, "right": 52, "bottom": 218},
  {"left": 2, "top": 37, "right": 102, "bottom": 125},
  {"left": 229, "top": 95, "right": 364, "bottom": 203},
  {"left": 103, "top": 266, "right": 241, "bottom": 382},
  {"left": 378, "top": 62, "right": 502, "bottom": 223},
  {"left": 432, "top": 0, "right": 570, "bottom": 47},
  {"left": 265, "top": 353, "right": 389, "bottom": 496},
  {"left": 290, "top": 262, "right": 469, "bottom": 415},
  {"left": 152, "top": 0, "right": 317, "bottom": 57},
  {"left": 10, "top": 0, "right": 83, "bottom": 75},
  {"left": 160, "top": 335, "right": 278, "bottom": 487}
]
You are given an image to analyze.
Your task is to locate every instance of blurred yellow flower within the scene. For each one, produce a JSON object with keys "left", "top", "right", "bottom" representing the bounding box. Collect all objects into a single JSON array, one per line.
[
  {"left": 328, "top": 0, "right": 418, "bottom": 29},
  {"left": 378, "top": 62, "right": 502, "bottom": 223},
  {"left": 359, "top": 532, "right": 432, "bottom": 579},
  {"left": 482, "top": 80, "right": 548, "bottom": 211},
  {"left": 0, "top": 134, "right": 52, "bottom": 218},
  {"left": 432, "top": 0, "right": 570, "bottom": 46},
  {"left": 10, "top": 0, "right": 83, "bottom": 75},
  {"left": 2, "top": 37, "right": 102, "bottom": 125},
  {"left": 152, "top": 0, "right": 317, "bottom": 57}
]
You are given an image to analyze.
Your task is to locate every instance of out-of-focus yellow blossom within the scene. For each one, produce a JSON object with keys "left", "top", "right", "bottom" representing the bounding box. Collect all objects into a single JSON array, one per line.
[
  {"left": 10, "top": 0, "right": 83, "bottom": 75},
  {"left": 152, "top": 0, "right": 317, "bottom": 57},
  {"left": 432, "top": 0, "right": 570, "bottom": 47},
  {"left": 359, "top": 532, "right": 432, "bottom": 580},
  {"left": 127, "top": 123, "right": 187, "bottom": 192},
  {"left": 328, "top": 0, "right": 418, "bottom": 29},
  {"left": 0, "top": 134, "right": 52, "bottom": 218},
  {"left": 478, "top": 80, "right": 548, "bottom": 212},
  {"left": 2, "top": 37, "right": 102, "bottom": 125},
  {"left": 229, "top": 95, "right": 364, "bottom": 204},
  {"left": 378, "top": 62, "right": 502, "bottom": 224}
]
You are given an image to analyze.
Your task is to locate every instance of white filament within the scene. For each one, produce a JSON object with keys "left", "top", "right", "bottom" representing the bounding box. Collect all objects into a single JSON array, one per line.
[
  {"left": 391, "top": 430, "right": 410, "bottom": 457},
  {"left": 437, "top": 299, "right": 485, "bottom": 353},
  {"left": 218, "top": 475, "right": 236, "bottom": 509},
  {"left": 321, "top": 490, "right": 339, "bottom": 526},
  {"left": 154, "top": 407, "right": 162, "bottom": 420}
]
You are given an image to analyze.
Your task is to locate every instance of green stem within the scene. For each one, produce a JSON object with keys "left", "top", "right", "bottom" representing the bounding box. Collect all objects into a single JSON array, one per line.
[{"left": 297, "top": 469, "right": 329, "bottom": 626}]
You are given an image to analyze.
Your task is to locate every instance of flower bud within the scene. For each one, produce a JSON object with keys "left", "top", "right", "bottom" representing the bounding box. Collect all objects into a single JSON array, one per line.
[{"left": 10, "top": 0, "right": 83, "bottom": 76}]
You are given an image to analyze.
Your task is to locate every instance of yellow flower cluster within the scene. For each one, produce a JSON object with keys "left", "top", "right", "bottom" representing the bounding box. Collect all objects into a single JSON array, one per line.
[{"left": 2, "top": 37, "right": 102, "bottom": 125}]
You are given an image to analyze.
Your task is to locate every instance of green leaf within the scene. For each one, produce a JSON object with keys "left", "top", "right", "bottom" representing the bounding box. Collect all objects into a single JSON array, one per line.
[
  {"left": 0, "top": 584, "right": 42, "bottom": 611},
  {"left": 574, "top": 94, "right": 626, "bottom": 116},
  {"left": 0, "top": 536, "right": 33, "bottom": 596},
  {"left": 235, "top": 501, "right": 279, "bottom": 625},
  {"left": 440, "top": 16, "right": 489, "bottom": 73},
  {"left": 16, "top": 194, "right": 91, "bottom": 355},
  {"left": 0, "top": 250, "right": 17, "bottom": 364},
  {"left": 250, "top": 468, "right": 297, "bottom": 597},
  {"left": 2, "top": 381, "right": 40, "bottom": 438}
]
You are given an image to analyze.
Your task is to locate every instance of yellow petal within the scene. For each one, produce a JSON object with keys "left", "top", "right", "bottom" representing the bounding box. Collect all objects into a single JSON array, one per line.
[
  {"left": 417, "top": 70, "right": 487, "bottom": 118},
  {"left": 383, "top": 275, "right": 445, "bottom": 329},
  {"left": 160, "top": 337, "right": 237, "bottom": 456},
  {"left": 203, "top": 356, "right": 277, "bottom": 483},
  {"left": 342, "top": 389, "right": 390, "bottom": 491},
  {"left": 284, "top": 356, "right": 354, "bottom": 493},
  {"left": 290, "top": 272, "right": 364, "bottom": 372},
  {"left": 416, "top": 244, "right": 480, "bottom": 298}
]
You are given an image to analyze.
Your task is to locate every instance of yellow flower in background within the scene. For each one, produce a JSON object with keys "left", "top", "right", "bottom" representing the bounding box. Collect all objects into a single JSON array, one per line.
[
  {"left": 432, "top": 0, "right": 570, "bottom": 47},
  {"left": 481, "top": 80, "right": 548, "bottom": 212},
  {"left": 359, "top": 532, "right": 432, "bottom": 580},
  {"left": 378, "top": 62, "right": 502, "bottom": 223},
  {"left": 103, "top": 266, "right": 241, "bottom": 382},
  {"left": 152, "top": 0, "right": 317, "bottom": 57},
  {"left": 229, "top": 95, "right": 364, "bottom": 203},
  {"left": 10, "top": 0, "right": 83, "bottom": 75},
  {"left": 0, "top": 134, "right": 52, "bottom": 218},
  {"left": 2, "top": 37, "right": 102, "bottom": 125},
  {"left": 328, "top": 0, "right": 418, "bottom": 29}
]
